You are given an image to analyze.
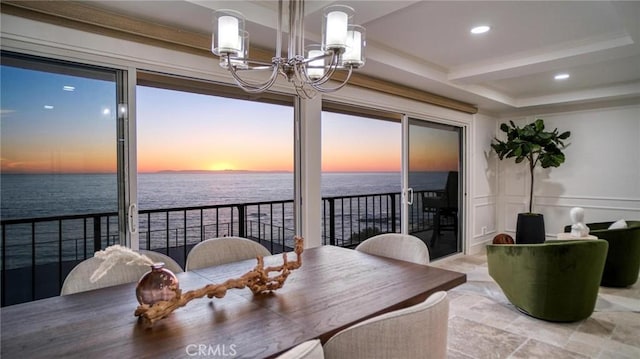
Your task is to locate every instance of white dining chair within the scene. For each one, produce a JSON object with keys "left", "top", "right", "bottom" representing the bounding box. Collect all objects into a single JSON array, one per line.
[
  {"left": 61, "top": 256, "right": 146, "bottom": 295},
  {"left": 355, "top": 233, "right": 430, "bottom": 265},
  {"left": 323, "top": 291, "right": 449, "bottom": 359},
  {"left": 276, "top": 339, "right": 324, "bottom": 359},
  {"left": 61, "top": 250, "right": 183, "bottom": 295},
  {"left": 185, "top": 236, "right": 271, "bottom": 271}
]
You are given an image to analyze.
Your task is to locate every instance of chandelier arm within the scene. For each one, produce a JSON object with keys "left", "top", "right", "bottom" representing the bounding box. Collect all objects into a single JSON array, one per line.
[
  {"left": 297, "top": 51, "right": 340, "bottom": 86},
  {"left": 242, "top": 59, "right": 280, "bottom": 68},
  {"left": 276, "top": 0, "right": 282, "bottom": 58},
  {"left": 288, "top": 0, "right": 304, "bottom": 60},
  {"left": 297, "top": 0, "right": 305, "bottom": 57},
  {"left": 227, "top": 60, "right": 280, "bottom": 93},
  {"left": 309, "top": 66, "right": 353, "bottom": 93},
  {"left": 316, "top": 53, "right": 341, "bottom": 84},
  {"left": 292, "top": 59, "right": 309, "bottom": 85}
]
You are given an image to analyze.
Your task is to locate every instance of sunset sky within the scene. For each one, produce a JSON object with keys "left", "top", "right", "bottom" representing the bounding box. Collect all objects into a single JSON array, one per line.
[{"left": 1, "top": 65, "right": 459, "bottom": 174}]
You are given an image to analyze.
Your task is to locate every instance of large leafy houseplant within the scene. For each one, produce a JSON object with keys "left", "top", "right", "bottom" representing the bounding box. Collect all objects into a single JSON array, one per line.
[{"left": 492, "top": 119, "right": 571, "bottom": 213}]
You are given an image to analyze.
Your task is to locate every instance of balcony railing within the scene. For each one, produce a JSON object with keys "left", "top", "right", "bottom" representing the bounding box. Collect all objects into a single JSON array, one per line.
[{"left": 0, "top": 190, "right": 439, "bottom": 306}]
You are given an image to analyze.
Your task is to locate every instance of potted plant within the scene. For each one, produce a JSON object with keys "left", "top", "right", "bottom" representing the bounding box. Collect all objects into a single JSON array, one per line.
[{"left": 491, "top": 118, "right": 570, "bottom": 244}]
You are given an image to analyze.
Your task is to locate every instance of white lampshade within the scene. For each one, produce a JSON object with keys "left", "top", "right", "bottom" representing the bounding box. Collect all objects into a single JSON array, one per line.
[
  {"left": 220, "top": 31, "right": 249, "bottom": 69},
  {"left": 341, "top": 25, "right": 365, "bottom": 68},
  {"left": 322, "top": 5, "right": 353, "bottom": 51},
  {"left": 212, "top": 10, "right": 245, "bottom": 56},
  {"left": 306, "top": 45, "right": 325, "bottom": 80}
]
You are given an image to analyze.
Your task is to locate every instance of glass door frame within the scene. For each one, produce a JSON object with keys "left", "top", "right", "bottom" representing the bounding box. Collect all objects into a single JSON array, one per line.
[
  {"left": 120, "top": 68, "right": 137, "bottom": 250},
  {"left": 401, "top": 114, "right": 466, "bottom": 256}
]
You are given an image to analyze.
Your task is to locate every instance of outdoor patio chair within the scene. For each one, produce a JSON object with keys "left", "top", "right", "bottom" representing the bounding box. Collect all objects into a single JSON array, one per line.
[{"left": 422, "top": 171, "right": 458, "bottom": 246}]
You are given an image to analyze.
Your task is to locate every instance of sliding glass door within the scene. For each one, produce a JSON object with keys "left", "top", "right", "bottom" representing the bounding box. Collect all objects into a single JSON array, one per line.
[
  {"left": 405, "top": 118, "right": 462, "bottom": 259},
  {"left": 0, "top": 52, "right": 129, "bottom": 305}
]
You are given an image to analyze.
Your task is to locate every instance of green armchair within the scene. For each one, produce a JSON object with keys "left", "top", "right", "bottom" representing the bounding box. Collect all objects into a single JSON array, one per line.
[
  {"left": 487, "top": 240, "right": 608, "bottom": 322},
  {"left": 564, "top": 220, "right": 640, "bottom": 287}
]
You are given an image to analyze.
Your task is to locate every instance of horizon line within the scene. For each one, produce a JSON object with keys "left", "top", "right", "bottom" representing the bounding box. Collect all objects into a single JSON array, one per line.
[{"left": 1, "top": 169, "right": 451, "bottom": 175}]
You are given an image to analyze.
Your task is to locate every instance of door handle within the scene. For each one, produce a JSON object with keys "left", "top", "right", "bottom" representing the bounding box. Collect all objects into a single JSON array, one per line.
[
  {"left": 407, "top": 188, "right": 414, "bottom": 205},
  {"left": 128, "top": 203, "right": 138, "bottom": 234}
]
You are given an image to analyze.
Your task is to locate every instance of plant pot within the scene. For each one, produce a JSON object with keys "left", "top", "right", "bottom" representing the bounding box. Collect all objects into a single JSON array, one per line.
[{"left": 516, "top": 213, "right": 546, "bottom": 244}]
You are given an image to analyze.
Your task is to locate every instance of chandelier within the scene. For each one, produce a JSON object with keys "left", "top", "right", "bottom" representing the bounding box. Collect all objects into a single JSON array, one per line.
[{"left": 211, "top": 0, "right": 366, "bottom": 98}]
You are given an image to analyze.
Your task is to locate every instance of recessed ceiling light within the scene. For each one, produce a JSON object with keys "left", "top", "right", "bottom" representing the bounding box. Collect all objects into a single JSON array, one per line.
[
  {"left": 554, "top": 73, "right": 570, "bottom": 80},
  {"left": 63, "top": 85, "right": 75, "bottom": 92},
  {"left": 471, "top": 25, "right": 491, "bottom": 34},
  {"left": 44, "top": 105, "right": 54, "bottom": 110}
]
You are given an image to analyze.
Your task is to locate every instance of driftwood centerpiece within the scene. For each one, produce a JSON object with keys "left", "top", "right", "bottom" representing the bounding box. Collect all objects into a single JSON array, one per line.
[{"left": 134, "top": 236, "right": 304, "bottom": 327}]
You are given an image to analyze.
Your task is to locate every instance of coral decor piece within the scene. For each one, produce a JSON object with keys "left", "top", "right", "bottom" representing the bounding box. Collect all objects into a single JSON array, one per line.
[{"left": 134, "top": 236, "right": 304, "bottom": 328}]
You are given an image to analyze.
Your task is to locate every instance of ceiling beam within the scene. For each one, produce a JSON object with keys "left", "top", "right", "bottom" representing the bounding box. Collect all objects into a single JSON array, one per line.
[{"left": 449, "top": 33, "right": 635, "bottom": 84}]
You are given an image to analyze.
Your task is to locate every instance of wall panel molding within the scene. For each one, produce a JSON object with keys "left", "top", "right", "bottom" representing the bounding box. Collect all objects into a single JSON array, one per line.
[{"left": 536, "top": 194, "right": 640, "bottom": 202}]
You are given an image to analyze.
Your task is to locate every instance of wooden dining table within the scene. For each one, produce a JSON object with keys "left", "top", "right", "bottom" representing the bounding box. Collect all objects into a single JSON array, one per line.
[{"left": 0, "top": 245, "right": 466, "bottom": 358}]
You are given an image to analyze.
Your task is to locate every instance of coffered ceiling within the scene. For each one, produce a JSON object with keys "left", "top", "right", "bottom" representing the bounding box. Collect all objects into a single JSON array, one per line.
[{"left": 74, "top": 1, "right": 640, "bottom": 114}]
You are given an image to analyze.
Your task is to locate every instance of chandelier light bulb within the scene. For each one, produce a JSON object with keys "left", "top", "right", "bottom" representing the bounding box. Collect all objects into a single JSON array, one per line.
[
  {"left": 212, "top": 10, "right": 245, "bottom": 56},
  {"left": 325, "top": 10, "right": 348, "bottom": 49},
  {"left": 342, "top": 25, "right": 366, "bottom": 68},
  {"left": 218, "top": 16, "right": 239, "bottom": 52},
  {"left": 307, "top": 47, "right": 325, "bottom": 80}
]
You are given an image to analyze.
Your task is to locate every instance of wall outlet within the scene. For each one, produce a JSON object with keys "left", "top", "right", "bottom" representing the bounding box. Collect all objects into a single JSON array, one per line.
[{"left": 481, "top": 226, "right": 488, "bottom": 235}]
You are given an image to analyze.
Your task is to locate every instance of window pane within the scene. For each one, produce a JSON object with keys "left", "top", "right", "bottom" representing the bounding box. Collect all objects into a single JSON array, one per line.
[
  {"left": 1, "top": 54, "right": 119, "bottom": 305},
  {"left": 136, "top": 85, "right": 294, "bottom": 264},
  {"left": 408, "top": 119, "right": 461, "bottom": 260},
  {"left": 321, "top": 111, "right": 401, "bottom": 247}
]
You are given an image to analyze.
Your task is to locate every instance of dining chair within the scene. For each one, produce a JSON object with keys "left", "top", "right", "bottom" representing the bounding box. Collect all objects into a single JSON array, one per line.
[
  {"left": 61, "top": 250, "right": 183, "bottom": 295},
  {"left": 323, "top": 291, "right": 449, "bottom": 359},
  {"left": 355, "top": 233, "right": 430, "bottom": 265},
  {"left": 276, "top": 340, "right": 324, "bottom": 359},
  {"left": 185, "top": 236, "right": 271, "bottom": 271}
]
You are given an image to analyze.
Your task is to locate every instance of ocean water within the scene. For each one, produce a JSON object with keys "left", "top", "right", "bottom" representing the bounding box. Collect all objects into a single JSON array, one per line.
[
  {"left": 1, "top": 172, "right": 447, "bottom": 268},
  {"left": 1, "top": 172, "right": 447, "bottom": 220}
]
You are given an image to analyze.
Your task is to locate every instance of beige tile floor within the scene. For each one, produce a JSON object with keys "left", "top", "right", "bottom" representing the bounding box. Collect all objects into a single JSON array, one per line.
[{"left": 433, "top": 254, "right": 640, "bottom": 359}]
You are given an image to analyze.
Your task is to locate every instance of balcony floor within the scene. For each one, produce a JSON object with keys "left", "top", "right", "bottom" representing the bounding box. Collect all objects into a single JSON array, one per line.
[{"left": 434, "top": 254, "right": 640, "bottom": 358}]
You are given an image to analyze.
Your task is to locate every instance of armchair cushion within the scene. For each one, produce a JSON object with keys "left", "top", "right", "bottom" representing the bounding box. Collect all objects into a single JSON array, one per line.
[{"left": 608, "top": 219, "right": 627, "bottom": 229}]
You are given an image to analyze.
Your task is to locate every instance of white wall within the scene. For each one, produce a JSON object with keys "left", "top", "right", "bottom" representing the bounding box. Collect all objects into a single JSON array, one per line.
[
  {"left": 497, "top": 105, "right": 640, "bottom": 238},
  {"left": 468, "top": 113, "right": 498, "bottom": 254}
]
